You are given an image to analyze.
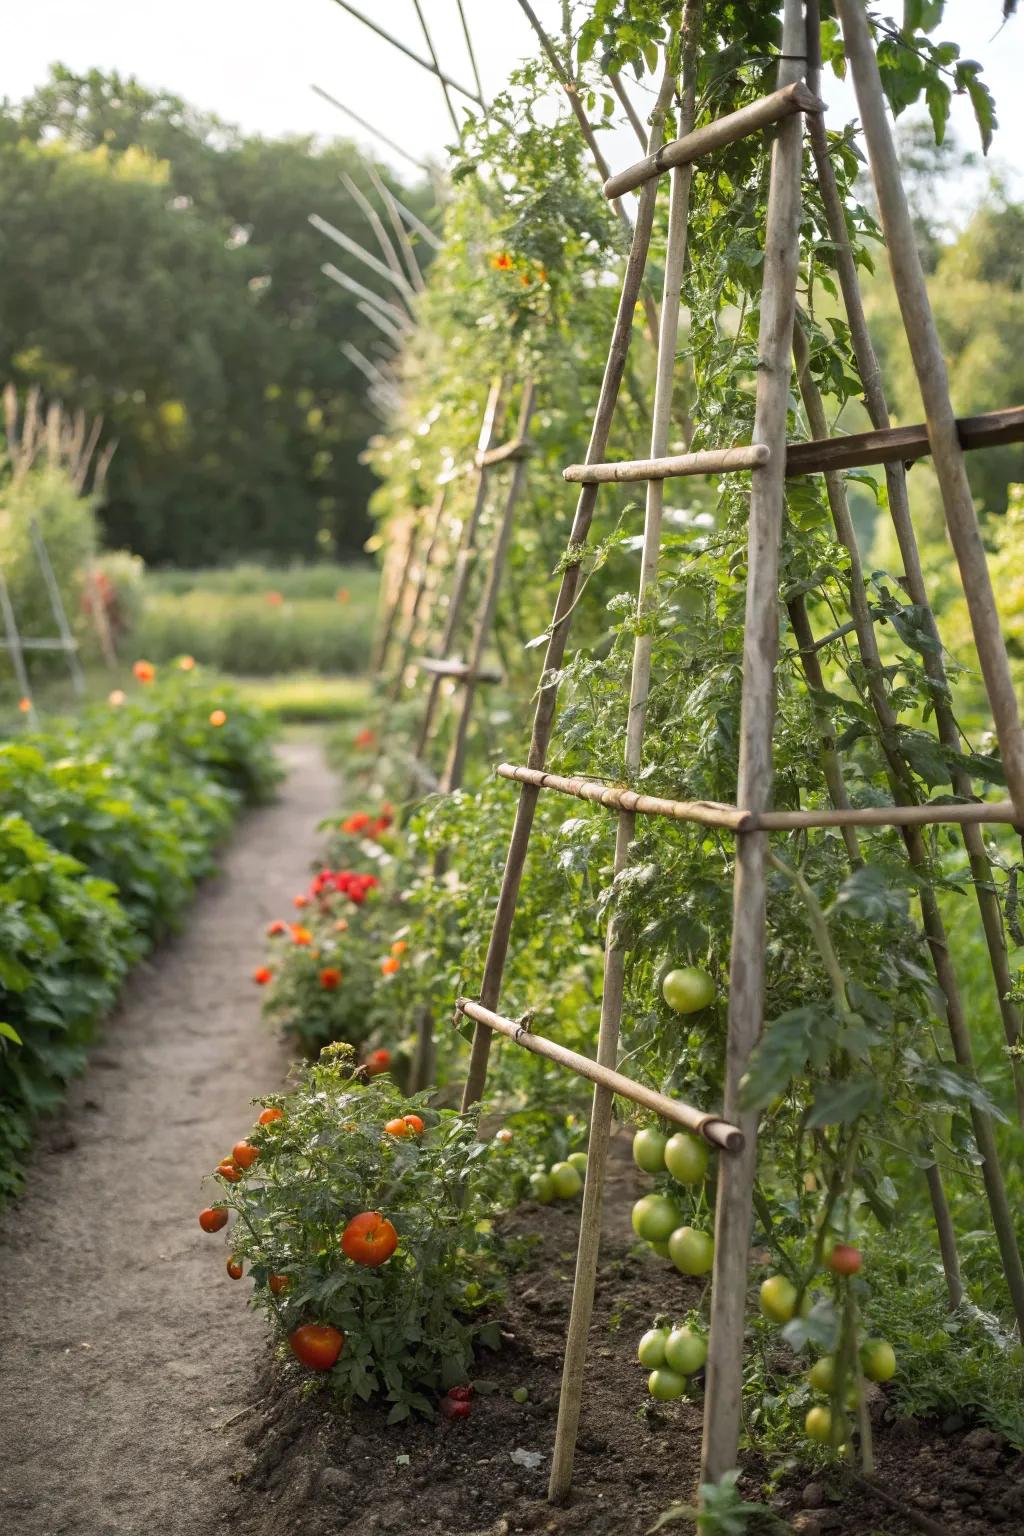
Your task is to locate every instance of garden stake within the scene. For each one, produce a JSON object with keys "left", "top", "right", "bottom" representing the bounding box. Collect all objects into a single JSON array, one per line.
[
  {"left": 804, "top": 0, "right": 1024, "bottom": 1122},
  {"left": 387, "top": 489, "right": 447, "bottom": 705}
]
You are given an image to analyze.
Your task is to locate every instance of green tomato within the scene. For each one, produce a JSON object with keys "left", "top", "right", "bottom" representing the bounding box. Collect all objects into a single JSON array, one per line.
[
  {"left": 637, "top": 1328, "right": 669, "bottom": 1369},
  {"left": 759, "top": 1274, "right": 798, "bottom": 1324},
  {"left": 528, "top": 1171, "right": 554, "bottom": 1204},
  {"left": 805, "top": 1405, "right": 836, "bottom": 1445},
  {"left": 648, "top": 1239, "right": 671, "bottom": 1257},
  {"left": 861, "top": 1338, "right": 896, "bottom": 1383},
  {"left": 664, "top": 1132, "right": 709, "bottom": 1186},
  {"left": 664, "top": 1327, "right": 707, "bottom": 1376},
  {"left": 632, "top": 1128, "right": 668, "bottom": 1174},
  {"left": 567, "top": 1151, "right": 588, "bottom": 1176},
  {"left": 647, "top": 1367, "right": 687, "bottom": 1402},
  {"left": 668, "top": 1226, "right": 715, "bottom": 1277},
  {"left": 631, "top": 1194, "right": 681, "bottom": 1244},
  {"left": 550, "top": 1161, "right": 584, "bottom": 1199},
  {"left": 808, "top": 1355, "right": 835, "bottom": 1393},
  {"left": 512, "top": 1387, "right": 529, "bottom": 1404},
  {"left": 662, "top": 966, "right": 716, "bottom": 1015}
]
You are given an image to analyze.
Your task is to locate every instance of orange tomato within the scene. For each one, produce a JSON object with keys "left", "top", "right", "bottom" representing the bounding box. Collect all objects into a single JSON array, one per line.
[
  {"left": 217, "top": 1160, "right": 242, "bottom": 1183},
  {"left": 232, "top": 1141, "right": 259, "bottom": 1170},
  {"left": 403, "top": 1114, "right": 425, "bottom": 1135},
  {"left": 340, "top": 1212, "right": 398, "bottom": 1267},
  {"left": 364, "top": 1049, "right": 391, "bottom": 1076},
  {"left": 199, "top": 1207, "right": 228, "bottom": 1233},
  {"left": 258, "top": 1107, "right": 284, "bottom": 1126},
  {"left": 289, "top": 1324, "right": 343, "bottom": 1371},
  {"left": 385, "top": 1117, "right": 410, "bottom": 1138},
  {"left": 209, "top": 709, "right": 227, "bottom": 727},
  {"left": 390, "top": 940, "right": 408, "bottom": 956}
]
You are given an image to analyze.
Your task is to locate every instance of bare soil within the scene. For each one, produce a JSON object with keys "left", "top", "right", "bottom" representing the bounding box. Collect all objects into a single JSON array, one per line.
[{"left": 0, "top": 737, "right": 337, "bottom": 1536}]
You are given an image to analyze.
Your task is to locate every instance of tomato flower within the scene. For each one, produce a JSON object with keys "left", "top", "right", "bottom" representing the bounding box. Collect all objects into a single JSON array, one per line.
[
  {"left": 132, "top": 659, "right": 156, "bottom": 684},
  {"left": 253, "top": 966, "right": 273, "bottom": 985},
  {"left": 209, "top": 709, "right": 227, "bottom": 727},
  {"left": 319, "top": 966, "right": 342, "bottom": 990}
]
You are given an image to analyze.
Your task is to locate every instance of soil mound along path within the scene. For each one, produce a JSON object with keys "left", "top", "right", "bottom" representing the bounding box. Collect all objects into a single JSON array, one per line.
[{"left": 0, "top": 737, "right": 337, "bottom": 1536}]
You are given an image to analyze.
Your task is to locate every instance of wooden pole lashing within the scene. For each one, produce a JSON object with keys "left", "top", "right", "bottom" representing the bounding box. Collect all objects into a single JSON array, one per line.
[{"left": 701, "top": 0, "right": 809, "bottom": 1486}]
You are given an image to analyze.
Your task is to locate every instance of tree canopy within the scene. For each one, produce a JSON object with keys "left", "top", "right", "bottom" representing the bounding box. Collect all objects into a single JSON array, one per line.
[{"left": 0, "top": 66, "right": 434, "bottom": 565}]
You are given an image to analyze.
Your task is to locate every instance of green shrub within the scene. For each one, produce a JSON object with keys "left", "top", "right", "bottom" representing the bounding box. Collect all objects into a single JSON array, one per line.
[
  {"left": 0, "top": 814, "right": 131, "bottom": 1196},
  {"left": 0, "top": 465, "right": 97, "bottom": 671},
  {"left": 147, "top": 561, "right": 376, "bottom": 602},
  {"left": 210, "top": 1045, "right": 503, "bottom": 1420},
  {"left": 135, "top": 592, "right": 372, "bottom": 675}
]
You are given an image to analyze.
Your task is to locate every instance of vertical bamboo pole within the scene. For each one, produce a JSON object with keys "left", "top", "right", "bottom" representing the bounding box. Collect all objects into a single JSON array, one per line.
[
  {"left": 791, "top": 323, "right": 1022, "bottom": 1328},
  {"left": 701, "top": 0, "right": 808, "bottom": 1485},
  {"left": 387, "top": 488, "right": 447, "bottom": 703},
  {"left": 444, "top": 382, "right": 536, "bottom": 793},
  {"left": 372, "top": 513, "right": 419, "bottom": 678},
  {"left": 835, "top": 0, "right": 1024, "bottom": 818},
  {"left": 30, "top": 519, "right": 85, "bottom": 698},
  {"left": 803, "top": 0, "right": 1024, "bottom": 1122},
  {"left": 461, "top": 61, "right": 676, "bottom": 1116},
  {"left": 413, "top": 379, "right": 504, "bottom": 763},
  {"left": 410, "top": 384, "right": 537, "bottom": 1093},
  {"left": 548, "top": 16, "right": 697, "bottom": 1501},
  {"left": 0, "top": 568, "right": 35, "bottom": 723}
]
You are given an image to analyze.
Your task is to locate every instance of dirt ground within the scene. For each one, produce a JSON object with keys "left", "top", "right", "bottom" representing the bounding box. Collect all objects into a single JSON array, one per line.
[{"left": 0, "top": 736, "right": 338, "bottom": 1536}]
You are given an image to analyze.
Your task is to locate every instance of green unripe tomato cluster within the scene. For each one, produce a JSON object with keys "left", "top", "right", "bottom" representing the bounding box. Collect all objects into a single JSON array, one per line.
[{"left": 529, "top": 1156, "right": 586, "bottom": 1204}]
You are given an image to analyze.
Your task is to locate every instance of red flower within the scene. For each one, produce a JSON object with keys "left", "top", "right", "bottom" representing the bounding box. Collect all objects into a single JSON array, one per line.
[
  {"left": 342, "top": 812, "right": 372, "bottom": 835},
  {"left": 266, "top": 920, "right": 287, "bottom": 937},
  {"left": 319, "top": 966, "right": 342, "bottom": 990},
  {"left": 265, "top": 590, "right": 283, "bottom": 606},
  {"left": 490, "top": 252, "right": 513, "bottom": 271},
  {"left": 294, "top": 894, "right": 310, "bottom": 909},
  {"left": 253, "top": 966, "right": 272, "bottom": 986}
]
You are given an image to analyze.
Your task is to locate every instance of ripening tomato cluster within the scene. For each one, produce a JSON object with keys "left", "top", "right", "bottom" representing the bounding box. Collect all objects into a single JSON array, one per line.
[{"left": 307, "top": 866, "right": 380, "bottom": 905}]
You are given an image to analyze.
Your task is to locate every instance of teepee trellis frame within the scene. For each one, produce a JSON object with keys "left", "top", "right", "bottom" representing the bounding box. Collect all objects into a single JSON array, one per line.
[{"left": 450, "top": 0, "right": 1024, "bottom": 1498}]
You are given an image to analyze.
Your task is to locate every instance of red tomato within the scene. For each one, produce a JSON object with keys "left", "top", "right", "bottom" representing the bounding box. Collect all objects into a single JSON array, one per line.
[
  {"left": 364, "top": 1049, "right": 391, "bottom": 1077},
  {"left": 447, "top": 1385, "right": 473, "bottom": 1401},
  {"left": 269, "top": 1273, "right": 290, "bottom": 1295},
  {"left": 258, "top": 1107, "right": 284, "bottom": 1127},
  {"left": 226, "top": 1258, "right": 243, "bottom": 1280},
  {"left": 440, "top": 1397, "right": 471, "bottom": 1420},
  {"left": 232, "top": 1141, "right": 259, "bottom": 1170},
  {"left": 289, "top": 1324, "right": 344, "bottom": 1372},
  {"left": 199, "top": 1207, "right": 228, "bottom": 1233},
  {"left": 403, "top": 1114, "right": 425, "bottom": 1135},
  {"left": 829, "top": 1243, "right": 863, "bottom": 1277},
  {"left": 340, "top": 1211, "right": 398, "bottom": 1267},
  {"left": 217, "top": 1160, "right": 242, "bottom": 1183}
]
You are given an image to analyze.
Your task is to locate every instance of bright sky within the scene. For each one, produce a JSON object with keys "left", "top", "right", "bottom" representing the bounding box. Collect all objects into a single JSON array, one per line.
[{"left": 4, "top": 1, "right": 1023, "bottom": 199}]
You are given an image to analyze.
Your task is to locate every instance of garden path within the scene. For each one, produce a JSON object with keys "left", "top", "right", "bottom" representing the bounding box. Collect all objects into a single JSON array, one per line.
[{"left": 0, "top": 735, "right": 337, "bottom": 1536}]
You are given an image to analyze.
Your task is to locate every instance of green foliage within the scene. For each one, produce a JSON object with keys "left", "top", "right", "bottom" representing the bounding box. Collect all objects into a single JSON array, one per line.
[
  {"left": 0, "top": 66, "right": 435, "bottom": 565},
  {"left": 0, "top": 669, "right": 279, "bottom": 1195},
  {"left": 136, "top": 591, "right": 373, "bottom": 676},
  {"left": 0, "top": 464, "right": 98, "bottom": 664},
  {"left": 216, "top": 1046, "right": 504, "bottom": 1420}
]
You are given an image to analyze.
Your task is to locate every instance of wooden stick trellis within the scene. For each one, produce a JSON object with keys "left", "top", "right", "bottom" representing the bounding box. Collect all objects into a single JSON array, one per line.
[{"left": 451, "top": 0, "right": 1024, "bottom": 1496}]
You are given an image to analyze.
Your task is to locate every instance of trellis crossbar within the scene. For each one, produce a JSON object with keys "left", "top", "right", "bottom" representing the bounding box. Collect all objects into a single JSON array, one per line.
[
  {"left": 496, "top": 763, "right": 1020, "bottom": 831},
  {"left": 416, "top": 656, "right": 503, "bottom": 683},
  {"left": 455, "top": 997, "right": 744, "bottom": 1151}
]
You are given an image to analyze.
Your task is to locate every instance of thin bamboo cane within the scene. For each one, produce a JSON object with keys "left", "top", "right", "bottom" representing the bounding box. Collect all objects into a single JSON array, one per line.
[
  {"left": 321, "top": 262, "right": 411, "bottom": 328},
  {"left": 341, "top": 173, "right": 412, "bottom": 297},
  {"left": 455, "top": 0, "right": 486, "bottom": 110},
  {"left": 311, "top": 215, "right": 417, "bottom": 315},
  {"left": 311, "top": 85, "right": 433, "bottom": 175},
  {"left": 495, "top": 764, "right": 750, "bottom": 829},
  {"left": 804, "top": 0, "right": 1024, "bottom": 1123},
  {"left": 477, "top": 438, "right": 532, "bottom": 469},
  {"left": 386, "top": 489, "right": 447, "bottom": 703},
  {"left": 327, "top": 1, "right": 483, "bottom": 105},
  {"left": 609, "top": 72, "right": 648, "bottom": 150},
  {"left": 460, "top": 62, "right": 677, "bottom": 1117},
  {"left": 564, "top": 444, "right": 770, "bottom": 482},
  {"left": 836, "top": 0, "right": 1024, "bottom": 819},
  {"left": 372, "top": 515, "right": 418, "bottom": 677},
  {"left": 416, "top": 657, "right": 502, "bottom": 683},
  {"left": 785, "top": 406, "right": 1024, "bottom": 474},
  {"left": 413, "top": 379, "right": 505, "bottom": 763},
  {"left": 604, "top": 79, "right": 824, "bottom": 199},
  {"left": 791, "top": 326, "right": 1024, "bottom": 1334},
  {"left": 0, "top": 568, "right": 35, "bottom": 722},
  {"left": 702, "top": 0, "right": 809, "bottom": 1486},
  {"left": 29, "top": 520, "right": 84, "bottom": 697},
  {"left": 356, "top": 299, "right": 406, "bottom": 345},
  {"left": 363, "top": 162, "right": 426, "bottom": 293},
  {"left": 411, "top": 0, "right": 460, "bottom": 135},
  {"left": 549, "top": 29, "right": 698, "bottom": 1495},
  {"left": 455, "top": 1000, "right": 743, "bottom": 1150}
]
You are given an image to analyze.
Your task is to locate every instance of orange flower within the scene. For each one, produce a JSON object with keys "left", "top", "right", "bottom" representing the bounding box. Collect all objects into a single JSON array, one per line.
[
  {"left": 132, "top": 659, "right": 155, "bottom": 684},
  {"left": 266, "top": 919, "right": 287, "bottom": 937},
  {"left": 355, "top": 728, "right": 375, "bottom": 748},
  {"left": 265, "top": 590, "right": 283, "bottom": 606},
  {"left": 179, "top": 655, "right": 196, "bottom": 671},
  {"left": 336, "top": 588, "right": 349, "bottom": 603},
  {"left": 380, "top": 956, "right": 400, "bottom": 976},
  {"left": 490, "top": 252, "right": 513, "bottom": 271},
  {"left": 390, "top": 940, "right": 407, "bottom": 957},
  {"left": 536, "top": 265, "right": 548, "bottom": 282},
  {"left": 253, "top": 966, "right": 273, "bottom": 985},
  {"left": 289, "top": 924, "right": 312, "bottom": 946},
  {"left": 17, "top": 697, "right": 31, "bottom": 713},
  {"left": 209, "top": 708, "right": 227, "bottom": 727},
  {"left": 520, "top": 272, "right": 532, "bottom": 287},
  {"left": 334, "top": 918, "right": 349, "bottom": 933},
  {"left": 108, "top": 689, "right": 126, "bottom": 706},
  {"left": 319, "top": 966, "right": 342, "bottom": 990},
  {"left": 293, "top": 894, "right": 310, "bottom": 909}
]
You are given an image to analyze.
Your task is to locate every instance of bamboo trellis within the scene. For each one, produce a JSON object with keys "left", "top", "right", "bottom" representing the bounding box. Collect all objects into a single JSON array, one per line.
[{"left": 451, "top": 0, "right": 1024, "bottom": 1500}]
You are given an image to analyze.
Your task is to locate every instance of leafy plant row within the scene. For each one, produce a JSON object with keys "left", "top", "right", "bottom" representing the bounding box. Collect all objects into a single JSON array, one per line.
[{"left": 0, "top": 664, "right": 280, "bottom": 1195}]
